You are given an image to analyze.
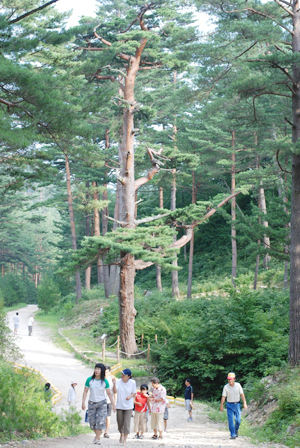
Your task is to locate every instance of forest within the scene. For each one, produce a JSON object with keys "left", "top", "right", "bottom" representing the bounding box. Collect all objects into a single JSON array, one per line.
[{"left": 0, "top": 0, "right": 299, "bottom": 396}]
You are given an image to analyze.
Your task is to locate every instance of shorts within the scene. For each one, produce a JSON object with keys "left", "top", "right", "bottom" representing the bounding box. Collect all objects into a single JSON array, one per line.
[
  {"left": 107, "top": 403, "right": 113, "bottom": 417},
  {"left": 163, "top": 407, "right": 169, "bottom": 420},
  {"left": 134, "top": 411, "right": 147, "bottom": 433},
  {"left": 185, "top": 399, "right": 192, "bottom": 410},
  {"left": 14, "top": 324, "right": 19, "bottom": 329},
  {"left": 88, "top": 400, "right": 107, "bottom": 430},
  {"left": 151, "top": 412, "right": 164, "bottom": 431}
]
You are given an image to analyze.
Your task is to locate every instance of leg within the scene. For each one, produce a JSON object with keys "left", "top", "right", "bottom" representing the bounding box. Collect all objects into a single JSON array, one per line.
[
  {"left": 151, "top": 413, "right": 158, "bottom": 437},
  {"left": 226, "top": 403, "right": 236, "bottom": 437},
  {"left": 92, "top": 400, "right": 107, "bottom": 442},
  {"left": 234, "top": 403, "right": 241, "bottom": 434},
  {"left": 117, "top": 409, "right": 124, "bottom": 440},
  {"left": 157, "top": 413, "right": 164, "bottom": 438}
]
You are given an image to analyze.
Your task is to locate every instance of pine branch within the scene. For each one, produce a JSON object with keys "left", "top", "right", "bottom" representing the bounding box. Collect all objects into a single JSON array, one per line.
[
  {"left": 9, "top": 0, "right": 59, "bottom": 23},
  {"left": 273, "top": 0, "right": 293, "bottom": 17},
  {"left": 276, "top": 149, "right": 292, "bottom": 174},
  {"left": 235, "top": 41, "right": 258, "bottom": 59},
  {"left": 135, "top": 213, "right": 171, "bottom": 225}
]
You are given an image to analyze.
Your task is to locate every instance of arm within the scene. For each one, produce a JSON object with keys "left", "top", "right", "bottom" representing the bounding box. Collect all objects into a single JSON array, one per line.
[
  {"left": 241, "top": 393, "right": 247, "bottom": 409},
  {"left": 191, "top": 387, "right": 194, "bottom": 403},
  {"left": 126, "top": 392, "right": 136, "bottom": 400},
  {"left": 106, "top": 388, "right": 116, "bottom": 412},
  {"left": 220, "top": 396, "right": 226, "bottom": 412},
  {"left": 82, "top": 386, "right": 89, "bottom": 411},
  {"left": 112, "top": 377, "right": 117, "bottom": 394}
]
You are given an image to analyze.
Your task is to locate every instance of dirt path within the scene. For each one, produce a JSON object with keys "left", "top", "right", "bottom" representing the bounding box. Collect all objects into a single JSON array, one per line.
[{"left": 6, "top": 305, "right": 286, "bottom": 448}]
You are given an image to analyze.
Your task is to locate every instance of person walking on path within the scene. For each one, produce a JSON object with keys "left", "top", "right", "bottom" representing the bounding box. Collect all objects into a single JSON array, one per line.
[
  {"left": 134, "top": 384, "right": 149, "bottom": 439},
  {"left": 68, "top": 380, "right": 77, "bottom": 408},
  {"left": 28, "top": 314, "right": 34, "bottom": 336},
  {"left": 112, "top": 368, "right": 136, "bottom": 446},
  {"left": 13, "top": 312, "right": 19, "bottom": 335},
  {"left": 104, "top": 366, "right": 114, "bottom": 438},
  {"left": 184, "top": 379, "right": 194, "bottom": 422},
  {"left": 82, "top": 363, "right": 116, "bottom": 445},
  {"left": 220, "top": 372, "right": 247, "bottom": 440},
  {"left": 149, "top": 377, "right": 166, "bottom": 440}
]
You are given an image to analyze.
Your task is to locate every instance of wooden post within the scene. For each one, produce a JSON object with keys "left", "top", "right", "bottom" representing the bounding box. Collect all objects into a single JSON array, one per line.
[
  {"left": 155, "top": 334, "right": 157, "bottom": 343},
  {"left": 164, "top": 338, "right": 167, "bottom": 345},
  {"left": 141, "top": 333, "right": 144, "bottom": 348},
  {"left": 147, "top": 343, "right": 150, "bottom": 362},
  {"left": 117, "top": 336, "right": 120, "bottom": 364},
  {"left": 102, "top": 338, "right": 106, "bottom": 362}
]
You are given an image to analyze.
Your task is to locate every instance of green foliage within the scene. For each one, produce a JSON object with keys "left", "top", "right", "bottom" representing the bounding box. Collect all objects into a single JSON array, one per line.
[
  {"left": 37, "top": 275, "right": 61, "bottom": 314},
  {"left": 0, "top": 273, "right": 36, "bottom": 307}
]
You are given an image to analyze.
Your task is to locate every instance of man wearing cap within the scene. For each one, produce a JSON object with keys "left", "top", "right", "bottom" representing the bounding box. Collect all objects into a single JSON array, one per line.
[
  {"left": 112, "top": 368, "right": 136, "bottom": 446},
  {"left": 220, "top": 372, "right": 247, "bottom": 440}
]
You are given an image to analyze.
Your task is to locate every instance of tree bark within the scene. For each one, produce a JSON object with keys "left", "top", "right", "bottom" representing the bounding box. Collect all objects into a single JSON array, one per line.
[
  {"left": 65, "top": 153, "right": 82, "bottom": 303},
  {"left": 171, "top": 169, "right": 179, "bottom": 298},
  {"left": 85, "top": 181, "right": 92, "bottom": 290},
  {"left": 231, "top": 131, "right": 237, "bottom": 286},
  {"left": 156, "top": 186, "right": 163, "bottom": 292},
  {"left": 187, "top": 171, "right": 198, "bottom": 298},
  {"left": 92, "top": 181, "right": 104, "bottom": 284},
  {"left": 259, "top": 182, "right": 271, "bottom": 268},
  {"left": 118, "top": 38, "right": 148, "bottom": 354},
  {"left": 289, "top": 2, "right": 300, "bottom": 364},
  {"left": 102, "top": 129, "right": 110, "bottom": 298}
]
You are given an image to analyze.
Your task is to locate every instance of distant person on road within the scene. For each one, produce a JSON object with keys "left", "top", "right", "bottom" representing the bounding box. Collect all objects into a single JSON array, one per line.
[
  {"left": 44, "top": 383, "right": 51, "bottom": 403},
  {"left": 68, "top": 380, "right": 77, "bottom": 408},
  {"left": 220, "top": 372, "right": 247, "bottom": 440},
  {"left": 149, "top": 377, "right": 166, "bottom": 440},
  {"left": 28, "top": 314, "right": 34, "bottom": 336},
  {"left": 13, "top": 312, "right": 19, "bottom": 335},
  {"left": 134, "top": 383, "right": 149, "bottom": 439},
  {"left": 184, "top": 378, "right": 194, "bottom": 422},
  {"left": 82, "top": 363, "right": 116, "bottom": 445},
  {"left": 112, "top": 368, "right": 136, "bottom": 446},
  {"left": 104, "top": 366, "right": 114, "bottom": 438},
  {"left": 163, "top": 398, "right": 170, "bottom": 432}
]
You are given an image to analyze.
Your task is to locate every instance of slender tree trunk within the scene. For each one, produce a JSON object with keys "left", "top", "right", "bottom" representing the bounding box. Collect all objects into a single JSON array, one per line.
[
  {"left": 92, "top": 181, "right": 104, "bottom": 284},
  {"left": 156, "top": 186, "right": 163, "bottom": 292},
  {"left": 231, "top": 131, "right": 237, "bottom": 286},
  {"left": 289, "top": 4, "right": 300, "bottom": 364},
  {"left": 65, "top": 154, "right": 82, "bottom": 303},
  {"left": 170, "top": 71, "right": 179, "bottom": 298},
  {"left": 259, "top": 182, "right": 271, "bottom": 268},
  {"left": 85, "top": 181, "right": 91, "bottom": 290},
  {"left": 102, "top": 128, "right": 110, "bottom": 298},
  {"left": 187, "top": 171, "right": 198, "bottom": 298},
  {"left": 109, "top": 175, "right": 121, "bottom": 296}
]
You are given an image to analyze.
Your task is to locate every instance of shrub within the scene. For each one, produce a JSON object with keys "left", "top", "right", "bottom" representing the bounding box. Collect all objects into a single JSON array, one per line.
[{"left": 37, "top": 276, "right": 61, "bottom": 314}]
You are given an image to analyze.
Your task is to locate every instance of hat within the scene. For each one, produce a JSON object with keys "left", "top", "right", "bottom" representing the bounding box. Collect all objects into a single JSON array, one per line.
[
  {"left": 122, "top": 369, "right": 132, "bottom": 376},
  {"left": 71, "top": 380, "right": 77, "bottom": 385},
  {"left": 227, "top": 372, "right": 236, "bottom": 379}
]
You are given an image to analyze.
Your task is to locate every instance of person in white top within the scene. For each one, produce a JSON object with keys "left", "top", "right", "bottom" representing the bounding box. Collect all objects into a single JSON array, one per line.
[
  {"left": 220, "top": 372, "right": 247, "bottom": 440},
  {"left": 68, "top": 380, "right": 77, "bottom": 408},
  {"left": 104, "top": 366, "right": 114, "bottom": 438},
  {"left": 13, "top": 312, "right": 19, "bottom": 335},
  {"left": 112, "top": 368, "right": 136, "bottom": 446},
  {"left": 28, "top": 315, "right": 34, "bottom": 336}
]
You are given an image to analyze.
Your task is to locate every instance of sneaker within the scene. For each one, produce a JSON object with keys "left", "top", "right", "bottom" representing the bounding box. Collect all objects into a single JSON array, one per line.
[
  {"left": 187, "top": 417, "right": 193, "bottom": 422},
  {"left": 94, "top": 440, "right": 101, "bottom": 445},
  {"left": 230, "top": 436, "right": 236, "bottom": 440},
  {"left": 236, "top": 431, "right": 239, "bottom": 437},
  {"left": 139, "top": 435, "right": 144, "bottom": 439},
  {"left": 134, "top": 435, "right": 140, "bottom": 439}
]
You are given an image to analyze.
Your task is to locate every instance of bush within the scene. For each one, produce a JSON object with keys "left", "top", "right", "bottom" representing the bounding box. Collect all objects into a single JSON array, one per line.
[
  {"left": 37, "top": 276, "right": 61, "bottom": 314},
  {"left": 0, "top": 273, "right": 36, "bottom": 307}
]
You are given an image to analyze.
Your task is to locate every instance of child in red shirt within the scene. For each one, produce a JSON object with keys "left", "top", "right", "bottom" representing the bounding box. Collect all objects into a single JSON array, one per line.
[{"left": 134, "top": 384, "right": 149, "bottom": 439}]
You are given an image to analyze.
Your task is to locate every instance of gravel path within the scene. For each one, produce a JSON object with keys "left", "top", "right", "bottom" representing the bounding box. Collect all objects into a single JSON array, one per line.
[{"left": 5, "top": 305, "right": 286, "bottom": 448}]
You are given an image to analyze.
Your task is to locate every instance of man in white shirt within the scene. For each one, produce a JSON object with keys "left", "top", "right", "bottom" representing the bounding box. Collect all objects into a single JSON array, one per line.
[
  {"left": 28, "top": 315, "right": 34, "bottom": 336},
  {"left": 220, "top": 372, "right": 247, "bottom": 440}
]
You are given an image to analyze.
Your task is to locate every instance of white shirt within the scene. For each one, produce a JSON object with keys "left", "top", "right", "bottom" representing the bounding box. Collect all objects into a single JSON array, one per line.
[
  {"left": 28, "top": 316, "right": 34, "bottom": 326},
  {"left": 13, "top": 315, "right": 19, "bottom": 326},
  {"left": 115, "top": 378, "right": 136, "bottom": 410},
  {"left": 68, "top": 386, "right": 76, "bottom": 405},
  {"left": 106, "top": 375, "right": 113, "bottom": 404},
  {"left": 222, "top": 382, "right": 244, "bottom": 402}
]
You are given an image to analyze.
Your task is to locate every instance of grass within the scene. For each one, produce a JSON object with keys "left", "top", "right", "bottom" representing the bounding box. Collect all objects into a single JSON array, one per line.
[{"left": 4, "top": 302, "right": 28, "bottom": 313}]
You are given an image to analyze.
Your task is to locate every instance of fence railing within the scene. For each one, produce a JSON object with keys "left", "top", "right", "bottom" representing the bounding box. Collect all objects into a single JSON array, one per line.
[{"left": 102, "top": 334, "right": 167, "bottom": 362}]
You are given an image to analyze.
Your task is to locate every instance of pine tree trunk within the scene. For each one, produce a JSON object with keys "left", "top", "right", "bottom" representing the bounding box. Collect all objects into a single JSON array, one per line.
[
  {"left": 102, "top": 129, "right": 110, "bottom": 298},
  {"left": 118, "top": 40, "right": 148, "bottom": 354},
  {"left": 85, "top": 181, "right": 91, "bottom": 290},
  {"left": 187, "top": 171, "right": 198, "bottom": 298},
  {"left": 65, "top": 154, "right": 82, "bottom": 303},
  {"left": 92, "top": 181, "right": 104, "bottom": 284},
  {"left": 231, "top": 131, "right": 237, "bottom": 286},
  {"left": 259, "top": 182, "right": 271, "bottom": 268},
  {"left": 109, "top": 173, "right": 121, "bottom": 297},
  {"left": 171, "top": 169, "right": 179, "bottom": 298},
  {"left": 289, "top": 5, "right": 300, "bottom": 364},
  {"left": 156, "top": 186, "right": 163, "bottom": 292}
]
